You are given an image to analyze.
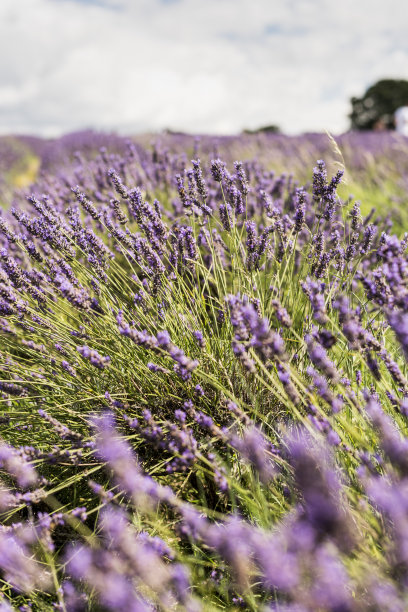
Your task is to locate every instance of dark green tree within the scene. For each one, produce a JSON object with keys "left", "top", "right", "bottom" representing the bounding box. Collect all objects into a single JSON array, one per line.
[
  {"left": 243, "top": 124, "right": 280, "bottom": 135},
  {"left": 349, "top": 79, "right": 408, "bottom": 130}
]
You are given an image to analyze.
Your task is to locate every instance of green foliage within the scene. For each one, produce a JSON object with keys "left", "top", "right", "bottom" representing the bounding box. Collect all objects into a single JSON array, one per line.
[
  {"left": 349, "top": 78, "right": 408, "bottom": 130},
  {"left": 243, "top": 124, "right": 281, "bottom": 134}
]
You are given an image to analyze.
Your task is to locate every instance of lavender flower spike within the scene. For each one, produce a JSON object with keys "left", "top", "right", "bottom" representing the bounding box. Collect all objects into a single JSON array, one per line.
[{"left": 77, "top": 345, "right": 111, "bottom": 369}]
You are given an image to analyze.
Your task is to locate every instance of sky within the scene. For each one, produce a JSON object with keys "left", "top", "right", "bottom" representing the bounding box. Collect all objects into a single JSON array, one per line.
[{"left": 0, "top": 0, "right": 407, "bottom": 137}]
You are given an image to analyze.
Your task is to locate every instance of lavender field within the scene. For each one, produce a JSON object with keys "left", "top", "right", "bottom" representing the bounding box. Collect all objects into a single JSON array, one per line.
[{"left": 1, "top": 130, "right": 408, "bottom": 610}]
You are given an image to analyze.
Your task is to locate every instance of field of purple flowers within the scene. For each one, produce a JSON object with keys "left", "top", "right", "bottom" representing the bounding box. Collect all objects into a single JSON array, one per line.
[{"left": 0, "top": 131, "right": 408, "bottom": 610}]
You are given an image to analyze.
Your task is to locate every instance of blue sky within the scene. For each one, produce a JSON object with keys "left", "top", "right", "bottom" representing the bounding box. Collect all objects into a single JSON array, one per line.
[{"left": 0, "top": 0, "right": 407, "bottom": 136}]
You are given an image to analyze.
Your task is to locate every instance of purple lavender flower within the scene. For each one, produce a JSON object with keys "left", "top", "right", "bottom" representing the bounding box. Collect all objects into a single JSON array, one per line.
[
  {"left": 388, "top": 310, "right": 408, "bottom": 361},
  {"left": 191, "top": 159, "right": 208, "bottom": 200},
  {"left": 227, "top": 294, "right": 287, "bottom": 364},
  {"left": 174, "top": 409, "right": 186, "bottom": 423},
  {"left": 147, "top": 362, "right": 168, "bottom": 373},
  {"left": 301, "top": 278, "right": 328, "bottom": 324},
  {"left": 365, "top": 395, "right": 408, "bottom": 475},
  {"left": 305, "top": 335, "right": 340, "bottom": 382},
  {"left": 360, "top": 223, "right": 377, "bottom": 254},
  {"left": 194, "top": 411, "right": 214, "bottom": 429},
  {"left": 71, "top": 186, "right": 101, "bottom": 220},
  {"left": 0, "top": 531, "right": 50, "bottom": 593},
  {"left": 307, "top": 366, "right": 343, "bottom": 413},
  {"left": 61, "top": 360, "right": 76, "bottom": 377},
  {"left": 312, "top": 160, "right": 327, "bottom": 200},
  {"left": 349, "top": 201, "right": 362, "bottom": 230},
  {"left": 277, "top": 363, "right": 300, "bottom": 405},
  {"left": 93, "top": 412, "right": 177, "bottom": 507},
  {"left": 107, "top": 168, "right": 129, "bottom": 199},
  {"left": 229, "top": 427, "right": 276, "bottom": 484},
  {"left": 219, "top": 202, "right": 233, "bottom": 231},
  {"left": 245, "top": 221, "right": 257, "bottom": 252},
  {"left": 77, "top": 345, "right": 111, "bottom": 369},
  {"left": 287, "top": 429, "right": 354, "bottom": 551},
  {"left": 0, "top": 443, "right": 38, "bottom": 488},
  {"left": 194, "top": 384, "right": 205, "bottom": 397},
  {"left": 210, "top": 159, "right": 226, "bottom": 183},
  {"left": 293, "top": 188, "right": 306, "bottom": 233},
  {"left": 234, "top": 161, "right": 250, "bottom": 196},
  {"left": 71, "top": 507, "right": 88, "bottom": 522}
]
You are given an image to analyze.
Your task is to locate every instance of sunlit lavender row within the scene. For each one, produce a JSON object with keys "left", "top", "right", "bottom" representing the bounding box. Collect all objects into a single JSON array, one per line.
[{"left": 0, "top": 131, "right": 408, "bottom": 610}]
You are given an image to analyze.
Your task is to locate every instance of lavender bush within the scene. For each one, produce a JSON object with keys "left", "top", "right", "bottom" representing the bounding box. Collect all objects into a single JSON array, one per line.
[{"left": 0, "top": 132, "right": 408, "bottom": 609}]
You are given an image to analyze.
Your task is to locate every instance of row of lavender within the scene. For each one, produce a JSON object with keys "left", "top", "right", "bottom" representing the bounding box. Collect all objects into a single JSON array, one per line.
[
  {"left": 3, "top": 128, "right": 408, "bottom": 184},
  {"left": 0, "top": 135, "right": 407, "bottom": 609},
  {"left": 3, "top": 130, "right": 408, "bottom": 228}
]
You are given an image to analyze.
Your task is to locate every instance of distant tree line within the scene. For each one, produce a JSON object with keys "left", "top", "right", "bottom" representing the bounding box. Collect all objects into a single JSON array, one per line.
[
  {"left": 349, "top": 79, "right": 408, "bottom": 130},
  {"left": 242, "top": 125, "right": 281, "bottom": 134}
]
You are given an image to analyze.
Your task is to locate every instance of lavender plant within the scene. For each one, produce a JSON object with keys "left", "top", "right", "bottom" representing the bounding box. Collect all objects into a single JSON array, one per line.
[{"left": 0, "top": 133, "right": 408, "bottom": 610}]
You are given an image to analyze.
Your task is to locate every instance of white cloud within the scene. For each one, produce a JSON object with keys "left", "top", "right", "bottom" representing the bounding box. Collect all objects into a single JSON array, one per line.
[{"left": 0, "top": 0, "right": 407, "bottom": 136}]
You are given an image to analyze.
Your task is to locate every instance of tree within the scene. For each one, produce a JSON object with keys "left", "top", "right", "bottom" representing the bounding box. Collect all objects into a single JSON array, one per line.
[
  {"left": 243, "top": 124, "right": 280, "bottom": 135},
  {"left": 349, "top": 79, "right": 408, "bottom": 130}
]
